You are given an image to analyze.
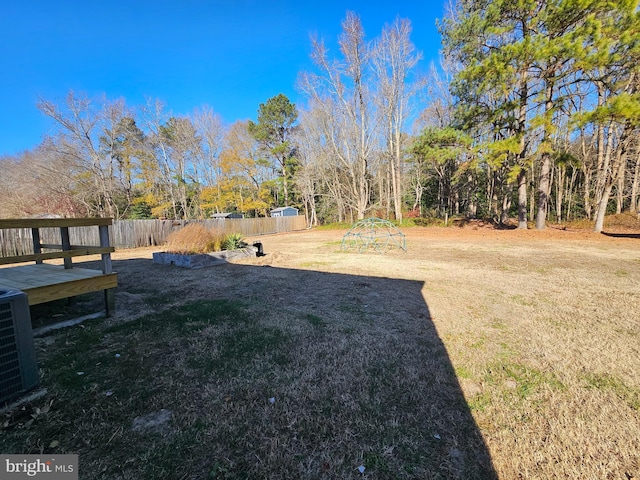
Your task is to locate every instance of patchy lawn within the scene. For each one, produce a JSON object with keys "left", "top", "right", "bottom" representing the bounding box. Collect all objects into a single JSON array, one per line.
[{"left": 1, "top": 224, "right": 639, "bottom": 479}]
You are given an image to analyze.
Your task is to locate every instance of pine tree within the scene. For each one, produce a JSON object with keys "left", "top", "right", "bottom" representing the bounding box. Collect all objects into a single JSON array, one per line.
[
  {"left": 441, "top": 0, "right": 637, "bottom": 229},
  {"left": 248, "top": 94, "right": 298, "bottom": 206}
]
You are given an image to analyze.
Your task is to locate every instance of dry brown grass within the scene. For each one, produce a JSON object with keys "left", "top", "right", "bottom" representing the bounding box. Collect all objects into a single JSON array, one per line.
[
  {"left": 604, "top": 212, "right": 640, "bottom": 232},
  {"left": 165, "top": 223, "right": 225, "bottom": 254},
  {"left": 1, "top": 225, "right": 639, "bottom": 479},
  {"left": 566, "top": 211, "right": 640, "bottom": 232}
]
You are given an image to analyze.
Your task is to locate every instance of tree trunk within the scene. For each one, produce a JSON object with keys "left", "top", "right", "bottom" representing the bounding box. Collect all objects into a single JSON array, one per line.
[
  {"left": 536, "top": 152, "right": 551, "bottom": 229},
  {"left": 516, "top": 61, "right": 529, "bottom": 229},
  {"left": 356, "top": 161, "right": 368, "bottom": 220},
  {"left": 413, "top": 183, "right": 423, "bottom": 215},
  {"left": 517, "top": 169, "right": 528, "bottom": 229},
  {"left": 616, "top": 158, "right": 625, "bottom": 214},
  {"left": 309, "top": 197, "right": 318, "bottom": 226},
  {"left": 594, "top": 182, "right": 614, "bottom": 232},
  {"left": 468, "top": 172, "right": 477, "bottom": 218},
  {"left": 593, "top": 84, "right": 611, "bottom": 216},
  {"left": 595, "top": 126, "right": 631, "bottom": 232},
  {"left": 536, "top": 81, "right": 554, "bottom": 230},
  {"left": 382, "top": 166, "right": 390, "bottom": 219},
  {"left": 581, "top": 133, "right": 593, "bottom": 220},
  {"left": 282, "top": 160, "right": 288, "bottom": 206},
  {"left": 390, "top": 153, "right": 401, "bottom": 220},
  {"left": 594, "top": 123, "right": 615, "bottom": 221},
  {"left": 500, "top": 184, "right": 512, "bottom": 225},
  {"left": 566, "top": 167, "right": 577, "bottom": 221},
  {"left": 487, "top": 166, "right": 495, "bottom": 219},
  {"left": 630, "top": 150, "right": 640, "bottom": 213},
  {"left": 555, "top": 165, "right": 565, "bottom": 223},
  {"left": 529, "top": 159, "right": 536, "bottom": 222},
  {"left": 390, "top": 121, "right": 403, "bottom": 221}
]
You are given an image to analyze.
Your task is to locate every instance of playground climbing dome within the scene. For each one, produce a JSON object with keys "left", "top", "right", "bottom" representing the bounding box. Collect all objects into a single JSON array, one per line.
[{"left": 341, "top": 218, "right": 407, "bottom": 254}]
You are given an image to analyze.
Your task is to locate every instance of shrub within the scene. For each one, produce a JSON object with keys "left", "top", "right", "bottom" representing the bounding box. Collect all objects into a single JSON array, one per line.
[
  {"left": 404, "top": 208, "right": 421, "bottom": 218},
  {"left": 165, "top": 224, "right": 225, "bottom": 254},
  {"left": 222, "top": 233, "right": 245, "bottom": 251},
  {"left": 410, "top": 217, "right": 432, "bottom": 227}
]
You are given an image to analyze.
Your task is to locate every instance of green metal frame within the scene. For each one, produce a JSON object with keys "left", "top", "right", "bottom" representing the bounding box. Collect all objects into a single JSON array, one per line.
[{"left": 340, "top": 218, "right": 407, "bottom": 254}]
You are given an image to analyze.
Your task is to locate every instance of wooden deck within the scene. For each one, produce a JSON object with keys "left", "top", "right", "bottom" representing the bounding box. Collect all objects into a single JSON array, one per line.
[
  {"left": 0, "top": 264, "right": 117, "bottom": 306},
  {"left": 0, "top": 218, "right": 117, "bottom": 316}
]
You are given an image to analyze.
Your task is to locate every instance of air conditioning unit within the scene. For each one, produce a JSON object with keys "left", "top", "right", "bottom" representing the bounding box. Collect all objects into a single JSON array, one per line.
[{"left": 0, "top": 289, "right": 39, "bottom": 405}]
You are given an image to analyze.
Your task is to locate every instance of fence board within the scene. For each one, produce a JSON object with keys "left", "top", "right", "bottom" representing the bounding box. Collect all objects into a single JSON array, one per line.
[{"left": 0, "top": 216, "right": 307, "bottom": 256}]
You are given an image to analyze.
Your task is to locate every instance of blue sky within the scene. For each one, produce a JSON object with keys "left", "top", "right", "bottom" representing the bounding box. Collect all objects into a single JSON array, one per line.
[{"left": 0, "top": 1, "right": 445, "bottom": 156}]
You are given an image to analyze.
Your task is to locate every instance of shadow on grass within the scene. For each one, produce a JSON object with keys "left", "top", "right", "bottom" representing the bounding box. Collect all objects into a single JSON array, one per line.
[
  {"left": 7, "top": 257, "right": 497, "bottom": 480},
  {"left": 601, "top": 231, "right": 640, "bottom": 239},
  {"left": 451, "top": 217, "right": 516, "bottom": 230}
]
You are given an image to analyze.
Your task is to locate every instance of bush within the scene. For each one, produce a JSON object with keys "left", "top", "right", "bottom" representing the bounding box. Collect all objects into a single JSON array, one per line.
[
  {"left": 165, "top": 224, "right": 224, "bottom": 254},
  {"left": 411, "top": 217, "right": 432, "bottom": 227},
  {"left": 222, "top": 233, "right": 245, "bottom": 250},
  {"left": 165, "top": 226, "right": 247, "bottom": 254}
]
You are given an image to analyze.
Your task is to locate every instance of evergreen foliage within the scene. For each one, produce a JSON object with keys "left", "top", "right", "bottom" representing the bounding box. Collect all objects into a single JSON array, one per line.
[{"left": 248, "top": 94, "right": 298, "bottom": 207}]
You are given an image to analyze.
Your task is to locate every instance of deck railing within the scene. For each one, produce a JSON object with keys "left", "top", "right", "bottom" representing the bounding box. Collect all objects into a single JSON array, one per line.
[{"left": 0, "top": 218, "right": 117, "bottom": 314}]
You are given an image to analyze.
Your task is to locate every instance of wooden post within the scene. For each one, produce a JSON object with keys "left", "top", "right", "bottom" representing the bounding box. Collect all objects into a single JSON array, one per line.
[
  {"left": 60, "top": 227, "right": 72, "bottom": 269},
  {"left": 99, "top": 224, "right": 115, "bottom": 316},
  {"left": 31, "top": 228, "right": 42, "bottom": 264}
]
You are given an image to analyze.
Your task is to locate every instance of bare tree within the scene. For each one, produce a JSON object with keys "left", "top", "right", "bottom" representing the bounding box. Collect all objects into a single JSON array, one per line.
[
  {"left": 140, "top": 99, "right": 200, "bottom": 218},
  {"left": 37, "top": 92, "right": 131, "bottom": 218},
  {"left": 0, "top": 141, "right": 88, "bottom": 218},
  {"left": 592, "top": 69, "right": 640, "bottom": 232},
  {"left": 192, "top": 105, "right": 225, "bottom": 188},
  {"left": 372, "top": 17, "right": 423, "bottom": 221},
  {"left": 298, "top": 12, "right": 375, "bottom": 220},
  {"left": 294, "top": 107, "right": 329, "bottom": 227}
]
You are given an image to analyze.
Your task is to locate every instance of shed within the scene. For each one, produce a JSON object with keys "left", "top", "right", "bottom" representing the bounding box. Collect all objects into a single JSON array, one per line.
[
  {"left": 211, "top": 212, "right": 244, "bottom": 219},
  {"left": 270, "top": 207, "right": 299, "bottom": 217}
]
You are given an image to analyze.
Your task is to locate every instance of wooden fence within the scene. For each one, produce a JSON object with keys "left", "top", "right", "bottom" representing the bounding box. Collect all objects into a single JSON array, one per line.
[{"left": 0, "top": 216, "right": 307, "bottom": 257}]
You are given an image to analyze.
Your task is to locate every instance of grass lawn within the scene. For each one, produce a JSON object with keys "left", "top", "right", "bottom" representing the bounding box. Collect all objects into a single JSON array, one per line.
[{"left": 1, "top": 224, "right": 639, "bottom": 479}]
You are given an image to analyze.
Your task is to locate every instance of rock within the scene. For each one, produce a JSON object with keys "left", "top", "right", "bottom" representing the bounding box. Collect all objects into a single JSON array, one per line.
[{"left": 132, "top": 409, "right": 172, "bottom": 433}]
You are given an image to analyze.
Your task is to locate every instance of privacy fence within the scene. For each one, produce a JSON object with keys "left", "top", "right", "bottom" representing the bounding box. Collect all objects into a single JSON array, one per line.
[{"left": 0, "top": 216, "right": 307, "bottom": 257}]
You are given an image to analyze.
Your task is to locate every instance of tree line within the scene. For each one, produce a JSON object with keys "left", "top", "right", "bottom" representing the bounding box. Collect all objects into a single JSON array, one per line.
[
  {"left": 2, "top": 4, "right": 639, "bottom": 231},
  {"left": 436, "top": 0, "right": 640, "bottom": 232}
]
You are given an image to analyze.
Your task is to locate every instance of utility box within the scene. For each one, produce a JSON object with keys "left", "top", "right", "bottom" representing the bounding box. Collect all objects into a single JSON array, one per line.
[{"left": 0, "top": 289, "right": 39, "bottom": 405}]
